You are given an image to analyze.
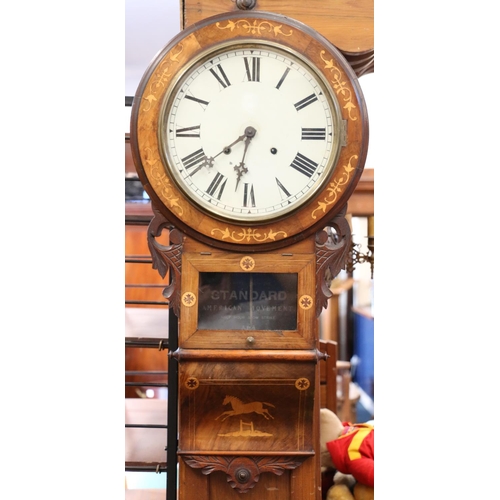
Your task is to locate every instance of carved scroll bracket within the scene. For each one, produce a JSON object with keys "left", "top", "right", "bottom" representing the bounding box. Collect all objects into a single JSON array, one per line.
[
  {"left": 147, "top": 204, "right": 184, "bottom": 316},
  {"left": 341, "top": 49, "right": 374, "bottom": 78},
  {"left": 315, "top": 206, "right": 352, "bottom": 317},
  {"left": 182, "top": 455, "right": 308, "bottom": 493}
]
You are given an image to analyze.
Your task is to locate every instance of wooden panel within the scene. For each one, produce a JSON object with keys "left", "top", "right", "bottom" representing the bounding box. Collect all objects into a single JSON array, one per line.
[
  {"left": 125, "top": 225, "right": 168, "bottom": 306},
  {"left": 181, "top": 0, "right": 374, "bottom": 54},
  {"left": 319, "top": 340, "right": 337, "bottom": 413},
  {"left": 125, "top": 345, "right": 168, "bottom": 399},
  {"left": 347, "top": 168, "right": 374, "bottom": 216},
  {"left": 209, "top": 469, "right": 290, "bottom": 499},
  {"left": 179, "top": 461, "right": 210, "bottom": 499},
  {"left": 178, "top": 359, "right": 316, "bottom": 453},
  {"left": 125, "top": 308, "right": 169, "bottom": 398},
  {"left": 179, "top": 250, "right": 317, "bottom": 349}
]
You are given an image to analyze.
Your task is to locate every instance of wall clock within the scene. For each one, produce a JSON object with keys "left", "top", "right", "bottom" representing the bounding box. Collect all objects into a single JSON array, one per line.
[{"left": 130, "top": 10, "right": 368, "bottom": 250}]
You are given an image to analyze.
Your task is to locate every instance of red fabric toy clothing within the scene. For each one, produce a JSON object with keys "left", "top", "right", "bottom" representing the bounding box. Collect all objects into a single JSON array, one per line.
[{"left": 326, "top": 422, "right": 374, "bottom": 488}]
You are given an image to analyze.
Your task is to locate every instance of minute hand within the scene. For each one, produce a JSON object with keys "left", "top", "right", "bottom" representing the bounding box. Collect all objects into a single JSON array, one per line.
[{"left": 234, "top": 126, "right": 256, "bottom": 191}]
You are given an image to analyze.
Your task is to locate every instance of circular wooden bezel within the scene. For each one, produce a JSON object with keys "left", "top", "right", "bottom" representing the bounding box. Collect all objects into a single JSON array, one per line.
[{"left": 130, "top": 11, "right": 368, "bottom": 251}]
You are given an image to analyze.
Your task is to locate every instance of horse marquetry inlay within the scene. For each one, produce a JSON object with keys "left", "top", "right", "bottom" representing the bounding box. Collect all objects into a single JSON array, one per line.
[{"left": 216, "top": 395, "right": 274, "bottom": 420}]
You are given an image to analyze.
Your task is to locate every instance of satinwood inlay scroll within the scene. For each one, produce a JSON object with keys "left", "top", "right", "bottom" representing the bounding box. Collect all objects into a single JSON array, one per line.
[
  {"left": 147, "top": 204, "right": 184, "bottom": 316},
  {"left": 182, "top": 455, "right": 307, "bottom": 493},
  {"left": 215, "top": 19, "right": 293, "bottom": 37}
]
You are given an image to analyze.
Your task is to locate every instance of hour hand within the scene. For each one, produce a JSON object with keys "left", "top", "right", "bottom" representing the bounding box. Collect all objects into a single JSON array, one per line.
[
  {"left": 200, "top": 139, "right": 242, "bottom": 177},
  {"left": 206, "top": 132, "right": 247, "bottom": 168},
  {"left": 203, "top": 156, "right": 215, "bottom": 169}
]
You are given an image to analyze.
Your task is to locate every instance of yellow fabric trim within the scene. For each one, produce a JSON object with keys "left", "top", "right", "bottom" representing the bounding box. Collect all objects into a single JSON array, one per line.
[{"left": 347, "top": 428, "right": 372, "bottom": 461}]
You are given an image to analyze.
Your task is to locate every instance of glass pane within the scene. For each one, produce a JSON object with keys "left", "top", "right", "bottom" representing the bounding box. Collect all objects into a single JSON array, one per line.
[{"left": 198, "top": 272, "right": 298, "bottom": 331}]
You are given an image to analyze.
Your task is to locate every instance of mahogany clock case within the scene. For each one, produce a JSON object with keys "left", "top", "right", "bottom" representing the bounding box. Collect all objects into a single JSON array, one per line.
[{"left": 130, "top": 10, "right": 369, "bottom": 252}]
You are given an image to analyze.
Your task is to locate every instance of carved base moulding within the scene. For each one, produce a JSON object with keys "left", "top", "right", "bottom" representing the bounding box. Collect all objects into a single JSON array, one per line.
[{"left": 181, "top": 454, "right": 310, "bottom": 493}]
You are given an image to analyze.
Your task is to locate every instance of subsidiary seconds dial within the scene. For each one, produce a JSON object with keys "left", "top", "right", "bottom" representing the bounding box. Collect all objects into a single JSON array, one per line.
[{"left": 159, "top": 44, "right": 343, "bottom": 223}]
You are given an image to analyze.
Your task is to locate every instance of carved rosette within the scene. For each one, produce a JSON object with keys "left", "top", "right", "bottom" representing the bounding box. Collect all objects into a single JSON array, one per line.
[
  {"left": 147, "top": 204, "right": 184, "bottom": 316},
  {"left": 182, "top": 455, "right": 307, "bottom": 493}
]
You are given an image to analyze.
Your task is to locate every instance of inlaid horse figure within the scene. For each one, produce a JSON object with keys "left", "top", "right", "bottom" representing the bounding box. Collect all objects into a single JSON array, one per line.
[{"left": 215, "top": 395, "right": 275, "bottom": 421}]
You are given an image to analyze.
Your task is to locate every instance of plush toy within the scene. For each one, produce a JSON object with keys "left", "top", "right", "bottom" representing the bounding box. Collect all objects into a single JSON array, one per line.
[{"left": 320, "top": 408, "right": 374, "bottom": 500}]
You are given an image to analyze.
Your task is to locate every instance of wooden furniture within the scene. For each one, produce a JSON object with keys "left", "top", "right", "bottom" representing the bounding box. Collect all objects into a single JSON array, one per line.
[
  {"left": 347, "top": 169, "right": 374, "bottom": 217},
  {"left": 125, "top": 307, "right": 170, "bottom": 478},
  {"left": 125, "top": 398, "right": 168, "bottom": 468},
  {"left": 336, "top": 360, "right": 360, "bottom": 423},
  {"left": 125, "top": 223, "right": 174, "bottom": 494},
  {"left": 318, "top": 340, "right": 359, "bottom": 423},
  {"left": 125, "top": 1, "right": 373, "bottom": 497},
  {"left": 124, "top": 311, "right": 342, "bottom": 499},
  {"left": 180, "top": 0, "right": 374, "bottom": 77},
  {"left": 319, "top": 340, "right": 338, "bottom": 414}
]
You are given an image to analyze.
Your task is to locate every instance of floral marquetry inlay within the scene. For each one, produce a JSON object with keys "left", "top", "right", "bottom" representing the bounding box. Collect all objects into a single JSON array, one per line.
[
  {"left": 136, "top": 42, "right": 188, "bottom": 219},
  {"left": 211, "top": 227, "right": 288, "bottom": 243},
  {"left": 140, "top": 45, "right": 184, "bottom": 113},
  {"left": 185, "top": 377, "right": 200, "bottom": 390},
  {"left": 182, "top": 291, "right": 197, "bottom": 307},
  {"left": 320, "top": 51, "right": 358, "bottom": 121},
  {"left": 299, "top": 295, "right": 314, "bottom": 310},
  {"left": 239, "top": 256, "right": 255, "bottom": 271},
  {"left": 145, "top": 150, "right": 184, "bottom": 217},
  {"left": 311, "top": 155, "right": 358, "bottom": 220},
  {"left": 295, "top": 378, "right": 311, "bottom": 391},
  {"left": 216, "top": 19, "right": 293, "bottom": 37}
]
